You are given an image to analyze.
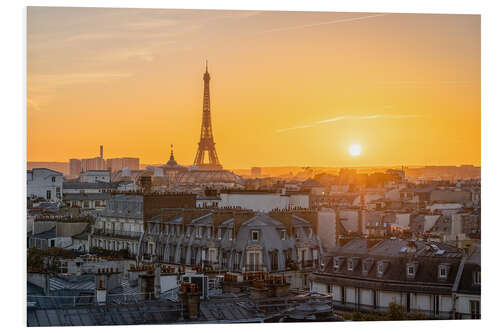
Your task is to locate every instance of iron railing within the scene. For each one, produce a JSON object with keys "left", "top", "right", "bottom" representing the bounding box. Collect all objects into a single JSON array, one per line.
[
  {"left": 331, "top": 300, "right": 454, "bottom": 319},
  {"left": 93, "top": 228, "right": 142, "bottom": 239}
]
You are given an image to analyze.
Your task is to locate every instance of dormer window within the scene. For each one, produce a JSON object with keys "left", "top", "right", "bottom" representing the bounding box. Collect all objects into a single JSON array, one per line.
[
  {"left": 438, "top": 264, "right": 450, "bottom": 280},
  {"left": 217, "top": 228, "right": 222, "bottom": 240},
  {"left": 229, "top": 229, "right": 233, "bottom": 240},
  {"left": 333, "top": 257, "right": 345, "bottom": 271},
  {"left": 252, "top": 230, "right": 259, "bottom": 241},
  {"left": 295, "top": 229, "right": 300, "bottom": 239},
  {"left": 406, "top": 262, "right": 418, "bottom": 279},
  {"left": 362, "top": 259, "right": 374, "bottom": 274},
  {"left": 346, "top": 257, "right": 360, "bottom": 271},
  {"left": 280, "top": 230, "right": 287, "bottom": 240},
  {"left": 196, "top": 227, "right": 202, "bottom": 238},
  {"left": 377, "top": 260, "right": 389, "bottom": 277},
  {"left": 473, "top": 271, "right": 481, "bottom": 285}
]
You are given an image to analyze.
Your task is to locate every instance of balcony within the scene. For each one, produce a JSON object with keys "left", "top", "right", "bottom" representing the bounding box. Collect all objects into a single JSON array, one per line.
[
  {"left": 93, "top": 228, "right": 141, "bottom": 240},
  {"left": 243, "top": 264, "right": 266, "bottom": 272}
]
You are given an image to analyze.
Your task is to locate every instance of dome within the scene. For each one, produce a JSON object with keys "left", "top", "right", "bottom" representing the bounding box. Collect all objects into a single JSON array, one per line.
[
  {"left": 177, "top": 169, "right": 243, "bottom": 185},
  {"left": 161, "top": 145, "right": 187, "bottom": 170}
]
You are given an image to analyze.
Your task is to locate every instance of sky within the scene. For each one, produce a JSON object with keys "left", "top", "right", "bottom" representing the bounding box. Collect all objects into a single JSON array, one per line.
[{"left": 27, "top": 7, "right": 480, "bottom": 169}]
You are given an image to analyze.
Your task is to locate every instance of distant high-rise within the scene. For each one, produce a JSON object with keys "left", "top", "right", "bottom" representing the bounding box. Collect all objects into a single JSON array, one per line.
[
  {"left": 251, "top": 167, "right": 262, "bottom": 178},
  {"left": 69, "top": 145, "right": 106, "bottom": 174},
  {"left": 69, "top": 158, "right": 82, "bottom": 177},
  {"left": 193, "top": 62, "right": 222, "bottom": 170},
  {"left": 106, "top": 157, "right": 140, "bottom": 172}
]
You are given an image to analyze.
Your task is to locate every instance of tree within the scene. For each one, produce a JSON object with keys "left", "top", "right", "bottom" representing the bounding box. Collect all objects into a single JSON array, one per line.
[{"left": 384, "top": 302, "right": 407, "bottom": 321}]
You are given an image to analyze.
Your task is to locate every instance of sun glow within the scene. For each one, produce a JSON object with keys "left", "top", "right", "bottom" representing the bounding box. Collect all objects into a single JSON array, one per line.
[{"left": 349, "top": 144, "right": 362, "bottom": 156}]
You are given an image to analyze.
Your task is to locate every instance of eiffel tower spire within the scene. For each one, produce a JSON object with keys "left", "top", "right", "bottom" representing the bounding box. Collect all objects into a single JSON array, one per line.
[{"left": 193, "top": 62, "right": 222, "bottom": 170}]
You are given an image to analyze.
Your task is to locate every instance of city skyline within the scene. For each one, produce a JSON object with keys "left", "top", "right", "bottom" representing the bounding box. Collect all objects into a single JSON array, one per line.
[{"left": 28, "top": 8, "right": 480, "bottom": 169}]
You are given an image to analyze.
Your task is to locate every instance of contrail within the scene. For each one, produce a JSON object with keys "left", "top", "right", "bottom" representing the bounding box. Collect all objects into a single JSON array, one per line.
[
  {"left": 276, "top": 114, "right": 423, "bottom": 133},
  {"left": 257, "top": 13, "right": 390, "bottom": 34}
]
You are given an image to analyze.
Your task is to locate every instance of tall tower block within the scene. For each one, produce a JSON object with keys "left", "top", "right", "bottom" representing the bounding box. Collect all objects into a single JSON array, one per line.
[{"left": 193, "top": 62, "right": 223, "bottom": 170}]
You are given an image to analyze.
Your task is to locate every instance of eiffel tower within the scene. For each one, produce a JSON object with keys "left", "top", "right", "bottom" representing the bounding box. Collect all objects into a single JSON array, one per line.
[{"left": 193, "top": 62, "right": 223, "bottom": 170}]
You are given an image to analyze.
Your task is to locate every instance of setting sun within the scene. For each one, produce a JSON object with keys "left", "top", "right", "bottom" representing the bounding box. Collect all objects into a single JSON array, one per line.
[{"left": 349, "top": 144, "right": 362, "bottom": 156}]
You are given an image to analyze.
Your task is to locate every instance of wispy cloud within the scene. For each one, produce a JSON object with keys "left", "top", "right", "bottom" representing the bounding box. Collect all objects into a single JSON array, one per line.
[
  {"left": 257, "top": 13, "right": 389, "bottom": 34},
  {"left": 28, "top": 72, "right": 133, "bottom": 110},
  {"left": 276, "top": 114, "right": 423, "bottom": 133},
  {"left": 377, "top": 80, "right": 473, "bottom": 86}
]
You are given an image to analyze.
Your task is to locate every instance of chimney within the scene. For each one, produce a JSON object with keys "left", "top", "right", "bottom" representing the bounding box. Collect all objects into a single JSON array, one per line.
[
  {"left": 178, "top": 283, "right": 201, "bottom": 319},
  {"left": 96, "top": 279, "right": 107, "bottom": 305},
  {"left": 154, "top": 266, "right": 161, "bottom": 299},
  {"left": 100, "top": 145, "right": 103, "bottom": 159},
  {"left": 140, "top": 176, "right": 152, "bottom": 194}
]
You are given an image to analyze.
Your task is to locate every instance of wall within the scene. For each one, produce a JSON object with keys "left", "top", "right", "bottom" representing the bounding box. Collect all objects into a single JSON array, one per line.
[
  {"left": 360, "top": 288, "right": 373, "bottom": 306},
  {"left": 311, "top": 281, "right": 328, "bottom": 294},
  {"left": 430, "top": 190, "right": 471, "bottom": 203},
  {"left": 379, "top": 291, "right": 401, "bottom": 308},
  {"left": 160, "top": 274, "right": 178, "bottom": 293},
  {"left": 317, "top": 210, "right": 337, "bottom": 249},
  {"left": 80, "top": 171, "right": 110, "bottom": 183},
  {"left": 455, "top": 293, "right": 480, "bottom": 316},
  {"left": 27, "top": 169, "right": 63, "bottom": 201},
  {"left": 339, "top": 209, "right": 359, "bottom": 233},
  {"left": 220, "top": 193, "right": 290, "bottom": 212}
]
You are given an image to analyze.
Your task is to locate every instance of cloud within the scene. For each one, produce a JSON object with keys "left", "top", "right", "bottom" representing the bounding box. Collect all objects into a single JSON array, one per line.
[
  {"left": 377, "top": 81, "right": 472, "bottom": 86},
  {"left": 257, "top": 13, "right": 389, "bottom": 34},
  {"left": 276, "top": 114, "right": 423, "bottom": 133},
  {"left": 28, "top": 72, "right": 133, "bottom": 109}
]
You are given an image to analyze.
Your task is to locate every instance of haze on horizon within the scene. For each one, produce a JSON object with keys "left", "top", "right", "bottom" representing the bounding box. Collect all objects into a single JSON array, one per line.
[{"left": 27, "top": 7, "right": 480, "bottom": 169}]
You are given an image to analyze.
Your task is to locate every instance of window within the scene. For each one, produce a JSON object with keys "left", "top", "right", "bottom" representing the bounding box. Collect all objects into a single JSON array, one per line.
[
  {"left": 196, "top": 227, "right": 202, "bottom": 238},
  {"left": 470, "top": 300, "right": 480, "bottom": 319},
  {"left": 473, "top": 271, "right": 481, "bottom": 285},
  {"left": 51, "top": 176, "right": 56, "bottom": 182},
  {"left": 280, "top": 230, "right": 287, "bottom": 240},
  {"left": 438, "top": 265, "right": 448, "bottom": 279},
  {"left": 46, "top": 190, "right": 51, "bottom": 200},
  {"left": 229, "top": 229, "right": 233, "bottom": 240},
  {"left": 377, "top": 262, "right": 384, "bottom": 275},
  {"left": 217, "top": 228, "right": 222, "bottom": 240},
  {"left": 407, "top": 265, "right": 415, "bottom": 276},
  {"left": 347, "top": 260, "right": 353, "bottom": 271},
  {"left": 295, "top": 229, "right": 300, "bottom": 239},
  {"left": 251, "top": 230, "right": 259, "bottom": 241}
]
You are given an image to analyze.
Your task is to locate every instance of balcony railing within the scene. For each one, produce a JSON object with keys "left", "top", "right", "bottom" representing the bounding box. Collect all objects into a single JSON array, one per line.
[
  {"left": 331, "top": 300, "right": 454, "bottom": 319},
  {"left": 93, "top": 228, "right": 142, "bottom": 239},
  {"left": 243, "top": 264, "right": 266, "bottom": 272}
]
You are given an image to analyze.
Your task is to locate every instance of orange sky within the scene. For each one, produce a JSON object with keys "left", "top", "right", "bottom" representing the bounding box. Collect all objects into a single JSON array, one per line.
[{"left": 27, "top": 8, "right": 480, "bottom": 169}]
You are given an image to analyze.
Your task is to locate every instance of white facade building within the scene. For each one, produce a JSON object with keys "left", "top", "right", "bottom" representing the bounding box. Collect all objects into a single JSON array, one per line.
[
  {"left": 80, "top": 170, "right": 111, "bottom": 183},
  {"left": 219, "top": 192, "right": 309, "bottom": 212},
  {"left": 27, "top": 168, "right": 63, "bottom": 201}
]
